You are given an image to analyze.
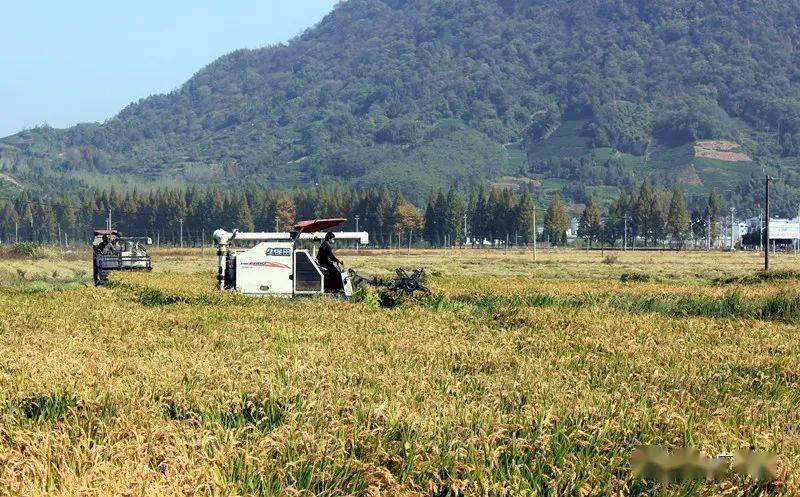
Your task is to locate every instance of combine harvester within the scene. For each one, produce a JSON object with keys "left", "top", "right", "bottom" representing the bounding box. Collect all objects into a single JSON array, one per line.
[
  {"left": 92, "top": 230, "right": 152, "bottom": 285},
  {"left": 213, "top": 218, "right": 428, "bottom": 299}
]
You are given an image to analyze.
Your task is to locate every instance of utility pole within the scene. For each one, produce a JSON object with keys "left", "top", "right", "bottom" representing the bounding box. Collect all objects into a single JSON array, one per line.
[
  {"left": 275, "top": 216, "right": 279, "bottom": 232},
  {"left": 707, "top": 215, "right": 711, "bottom": 251},
  {"left": 463, "top": 213, "right": 468, "bottom": 245},
  {"left": 202, "top": 229, "right": 205, "bottom": 256},
  {"left": 107, "top": 208, "right": 111, "bottom": 231},
  {"left": 765, "top": 174, "right": 771, "bottom": 271},
  {"left": 794, "top": 205, "right": 800, "bottom": 254},
  {"left": 624, "top": 215, "right": 628, "bottom": 251},
  {"left": 355, "top": 215, "right": 360, "bottom": 254},
  {"left": 179, "top": 219, "right": 184, "bottom": 248},
  {"left": 57, "top": 224, "right": 62, "bottom": 251},
  {"left": 532, "top": 206, "right": 537, "bottom": 261},
  {"left": 730, "top": 207, "right": 736, "bottom": 250}
]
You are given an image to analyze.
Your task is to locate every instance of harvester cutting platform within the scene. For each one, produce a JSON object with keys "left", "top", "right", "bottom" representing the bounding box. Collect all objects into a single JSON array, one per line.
[{"left": 92, "top": 230, "right": 152, "bottom": 285}]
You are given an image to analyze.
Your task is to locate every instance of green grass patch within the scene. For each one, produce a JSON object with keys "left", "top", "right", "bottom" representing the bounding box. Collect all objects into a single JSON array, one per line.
[{"left": 430, "top": 289, "right": 800, "bottom": 324}]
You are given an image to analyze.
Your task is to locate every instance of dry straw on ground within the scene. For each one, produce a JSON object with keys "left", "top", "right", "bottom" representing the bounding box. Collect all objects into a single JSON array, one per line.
[{"left": 0, "top": 249, "right": 797, "bottom": 495}]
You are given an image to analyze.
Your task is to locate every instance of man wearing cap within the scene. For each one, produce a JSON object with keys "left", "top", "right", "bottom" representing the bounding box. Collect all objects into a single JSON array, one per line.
[{"left": 317, "top": 232, "right": 344, "bottom": 292}]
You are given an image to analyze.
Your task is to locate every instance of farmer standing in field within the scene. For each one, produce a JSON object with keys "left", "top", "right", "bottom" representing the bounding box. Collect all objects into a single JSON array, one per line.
[{"left": 317, "top": 232, "right": 344, "bottom": 293}]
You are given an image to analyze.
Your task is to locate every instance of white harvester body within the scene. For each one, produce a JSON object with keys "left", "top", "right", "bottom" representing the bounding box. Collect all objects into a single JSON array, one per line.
[{"left": 213, "top": 218, "right": 368, "bottom": 298}]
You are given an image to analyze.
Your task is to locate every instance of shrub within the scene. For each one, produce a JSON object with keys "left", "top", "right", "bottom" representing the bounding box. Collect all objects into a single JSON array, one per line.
[
  {"left": 620, "top": 271, "right": 651, "bottom": 283},
  {"left": 8, "top": 242, "right": 43, "bottom": 259},
  {"left": 602, "top": 254, "right": 619, "bottom": 265}
]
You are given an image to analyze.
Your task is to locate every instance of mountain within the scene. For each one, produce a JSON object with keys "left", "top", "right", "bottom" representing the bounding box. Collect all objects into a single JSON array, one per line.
[{"left": 2, "top": 0, "right": 800, "bottom": 204}]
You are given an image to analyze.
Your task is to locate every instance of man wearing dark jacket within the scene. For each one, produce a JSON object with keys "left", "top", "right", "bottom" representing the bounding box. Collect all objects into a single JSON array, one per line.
[{"left": 317, "top": 232, "right": 343, "bottom": 292}]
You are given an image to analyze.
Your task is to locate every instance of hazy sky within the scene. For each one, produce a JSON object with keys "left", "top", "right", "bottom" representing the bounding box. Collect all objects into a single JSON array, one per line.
[{"left": 0, "top": 0, "right": 339, "bottom": 137}]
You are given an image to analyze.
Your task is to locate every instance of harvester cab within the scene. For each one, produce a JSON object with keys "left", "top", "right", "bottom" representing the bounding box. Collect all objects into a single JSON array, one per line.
[
  {"left": 213, "top": 218, "right": 368, "bottom": 298},
  {"left": 92, "top": 230, "right": 153, "bottom": 285}
]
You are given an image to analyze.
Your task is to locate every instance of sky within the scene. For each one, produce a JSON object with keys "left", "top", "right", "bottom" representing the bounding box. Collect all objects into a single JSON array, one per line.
[{"left": 0, "top": 0, "right": 339, "bottom": 137}]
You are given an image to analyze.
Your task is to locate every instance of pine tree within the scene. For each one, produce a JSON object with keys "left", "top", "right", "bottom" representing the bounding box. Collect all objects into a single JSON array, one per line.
[
  {"left": 59, "top": 198, "right": 77, "bottom": 244},
  {"left": 35, "top": 201, "right": 58, "bottom": 243},
  {"left": 485, "top": 188, "right": 502, "bottom": 246},
  {"left": 471, "top": 185, "right": 488, "bottom": 246},
  {"left": 647, "top": 191, "right": 665, "bottom": 246},
  {"left": 601, "top": 190, "right": 629, "bottom": 247},
  {"left": 275, "top": 196, "right": 296, "bottom": 232},
  {"left": 375, "top": 186, "right": 393, "bottom": 247},
  {"left": 666, "top": 188, "right": 690, "bottom": 248},
  {"left": 499, "top": 189, "right": 518, "bottom": 244},
  {"left": 634, "top": 180, "right": 655, "bottom": 246},
  {"left": 423, "top": 194, "right": 437, "bottom": 246},
  {"left": 578, "top": 197, "right": 602, "bottom": 246},
  {"left": 0, "top": 200, "right": 19, "bottom": 243},
  {"left": 691, "top": 203, "right": 705, "bottom": 249},
  {"left": 205, "top": 187, "right": 226, "bottom": 230},
  {"left": 432, "top": 190, "right": 447, "bottom": 246},
  {"left": 516, "top": 190, "right": 537, "bottom": 244},
  {"left": 233, "top": 195, "right": 255, "bottom": 232},
  {"left": 444, "top": 187, "right": 466, "bottom": 245},
  {"left": 705, "top": 190, "right": 722, "bottom": 244},
  {"left": 544, "top": 194, "right": 570, "bottom": 246},
  {"left": 389, "top": 191, "right": 405, "bottom": 241}
]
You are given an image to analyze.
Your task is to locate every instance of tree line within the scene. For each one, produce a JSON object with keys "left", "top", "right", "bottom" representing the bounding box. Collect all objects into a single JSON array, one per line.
[
  {"left": 0, "top": 180, "right": 733, "bottom": 250},
  {"left": 574, "top": 182, "right": 728, "bottom": 249}
]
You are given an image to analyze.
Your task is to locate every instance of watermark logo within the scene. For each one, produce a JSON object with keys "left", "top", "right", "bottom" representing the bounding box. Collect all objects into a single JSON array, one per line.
[{"left": 632, "top": 446, "right": 777, "bottom": 483}]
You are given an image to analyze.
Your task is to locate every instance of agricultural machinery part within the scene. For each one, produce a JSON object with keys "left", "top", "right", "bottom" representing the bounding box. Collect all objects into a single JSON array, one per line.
[
  {"left": 92, "top": 230, "right": 152, "bottom": 285},
  {"left": 350, "top": 267, "right": 430, "bottom": 296},
  {"left": 213, "top": 218, "right": 369, "bottom": 298}
]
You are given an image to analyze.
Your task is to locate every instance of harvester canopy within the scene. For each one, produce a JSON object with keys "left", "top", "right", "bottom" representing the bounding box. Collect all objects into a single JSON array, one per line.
[{"left": 293, "top": 218, "right": 347, "bottom": 233}]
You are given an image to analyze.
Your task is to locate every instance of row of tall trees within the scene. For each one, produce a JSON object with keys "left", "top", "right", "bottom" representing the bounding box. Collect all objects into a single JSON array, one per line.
[
  {"left": 0, "top": 180, "right": 732, "bottom": 249},
  {"left": 0, "top": 186, "right": 426, "bottom": 247},
  {"left": 575, "top": 182, "right": 727, "bottom": 249},
  {"left": 423, "top": 186, "right": 539, "bottom": 247}
]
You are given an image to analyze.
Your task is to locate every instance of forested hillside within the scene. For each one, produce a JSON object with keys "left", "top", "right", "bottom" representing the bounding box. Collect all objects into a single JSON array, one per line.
[{"left": 2, "top": 0, "right": 800, "bottom": 211}]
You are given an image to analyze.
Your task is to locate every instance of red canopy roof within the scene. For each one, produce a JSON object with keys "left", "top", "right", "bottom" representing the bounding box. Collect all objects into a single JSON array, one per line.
[{"left": 292, "top": 218, "right": 347, "bottom": 233}]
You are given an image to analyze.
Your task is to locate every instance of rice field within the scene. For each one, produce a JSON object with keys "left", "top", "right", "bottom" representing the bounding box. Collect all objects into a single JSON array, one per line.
[{"left": 0, "top": 248, "right": 798, "bottom": 496}]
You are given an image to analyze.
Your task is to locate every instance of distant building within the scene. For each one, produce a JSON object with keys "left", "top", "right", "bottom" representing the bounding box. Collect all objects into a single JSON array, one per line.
[
  {"left": 767, "top": 217, "right": 800, "bottom": 241},
  {"left": 567, "top": 217, "right": 580, "bottom": 240},
  {"left": 740, "top": 216, "right": 800, "bottom": 248}
]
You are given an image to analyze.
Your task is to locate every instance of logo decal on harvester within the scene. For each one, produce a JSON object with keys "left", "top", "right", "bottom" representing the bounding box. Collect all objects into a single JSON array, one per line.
[
  {"left": 242, "top": 261, "right": 291, "bottom": 269},
  {"left": 265, "top": 248, "right": 292, "bottom": 257}
]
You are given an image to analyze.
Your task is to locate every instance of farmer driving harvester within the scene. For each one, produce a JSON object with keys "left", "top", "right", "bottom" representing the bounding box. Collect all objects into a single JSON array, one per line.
[{"left": 317, "top": 232, "right": 343, "bottom": 293}]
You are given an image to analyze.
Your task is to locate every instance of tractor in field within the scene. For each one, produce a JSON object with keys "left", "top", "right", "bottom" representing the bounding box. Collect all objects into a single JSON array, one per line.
[
  {"left": 92, "top": 230, "right": 152, "bottom": 285},
  {"left": 213, "top": 218, "right": 428, "bottom": 299}
]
